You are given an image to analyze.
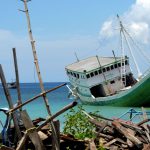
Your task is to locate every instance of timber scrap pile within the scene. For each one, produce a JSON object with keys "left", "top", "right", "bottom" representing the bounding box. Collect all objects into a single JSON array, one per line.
[{"left": 87, "top": 112, "right": 150, "bottom": 150}]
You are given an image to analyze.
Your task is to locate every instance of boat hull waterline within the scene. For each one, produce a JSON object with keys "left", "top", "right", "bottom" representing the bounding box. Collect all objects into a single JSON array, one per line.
[{"left": 77, "top": 73, "right": 150, "bottom": 107}]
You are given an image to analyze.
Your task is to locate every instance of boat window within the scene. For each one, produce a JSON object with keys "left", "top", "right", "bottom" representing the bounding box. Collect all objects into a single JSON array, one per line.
[
  {"left": 122, "top": 62, "right": 125, "bottom": 66},
  {"left": 90, "top": 72, "right": 94, "bottom": 77},
  {"left": 86, "top": 74, "right": 90, "bottom": 78},
  {"left": 73, "top": 73, "right": 76, "bottom": 77},
  {"left": 98, "top": 69, "right": 102, "bottom": 74},
  {"left": 94, "top": 71, "right": 98, "bottom": 75},
  {"left": 114, "top": 64, "right": 118, "bottom": 68},
  {"left": 102, "top": 68, "right": 106, "bottom": 72},
  {"left": 110, "top": 80, "right": 115, "bottom": 84},
  {"left": 77, "top": 74, "right": 79, "bottom": 78},
  {"left": 106, "top": 67, "right": 110, "bottom": 71},
  {"left": 71, "top": 72, "right": 73, "bottom": 75},
  {"left": 125, "top": 60, "right": 128, "bottom": 65},
  {"left": 118, "top": 63, "right": 121, "bottom": 67},
  {"left": 111, "top": 65, "right": 114, "bottom": 70}
]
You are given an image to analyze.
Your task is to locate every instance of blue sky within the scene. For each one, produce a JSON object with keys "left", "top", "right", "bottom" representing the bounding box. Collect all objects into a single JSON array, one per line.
[{"left": 0, "top": 0, "right": 150, "bottom": 82}]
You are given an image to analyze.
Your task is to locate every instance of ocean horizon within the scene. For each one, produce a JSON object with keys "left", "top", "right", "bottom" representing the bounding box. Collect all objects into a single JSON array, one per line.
[{"left": 0, "top": 82, "right": 150, "bottom": 132}]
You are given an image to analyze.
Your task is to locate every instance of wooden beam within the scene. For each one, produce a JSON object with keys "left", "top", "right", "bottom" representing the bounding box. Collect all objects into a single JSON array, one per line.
[
  {"left": 12, "top": 48, "right": 22, "bottom": 109},
  {"left": 0, "top": 64, "right": 22, "bottom": 140},
  {"left": 7, "top": 83, "right": 66, "bottom": 114},
  {"left": 18, "top": 110, "right": 45, "bottom": 150}
]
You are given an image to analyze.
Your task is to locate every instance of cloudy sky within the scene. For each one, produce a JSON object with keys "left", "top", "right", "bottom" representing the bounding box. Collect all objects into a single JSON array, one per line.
[{"left": 0, "top": 0, "right": 150, "bottom": 82}]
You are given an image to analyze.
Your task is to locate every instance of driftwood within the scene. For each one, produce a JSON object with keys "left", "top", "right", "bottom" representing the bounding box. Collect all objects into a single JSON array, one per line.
[{"left": 82, "top": 110, "right": 150, "bottom": 150}]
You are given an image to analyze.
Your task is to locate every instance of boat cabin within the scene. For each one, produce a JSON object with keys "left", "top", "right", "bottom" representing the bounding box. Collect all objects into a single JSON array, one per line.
[{"left": 65, "top": 56, "right": 136, "bottom": 98}]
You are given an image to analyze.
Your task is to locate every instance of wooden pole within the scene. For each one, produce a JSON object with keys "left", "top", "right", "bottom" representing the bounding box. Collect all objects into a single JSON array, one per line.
[
  {"left": 17, "top": 101, "right": 77, "bottom": 149},
  {"left": 20, "top": 1, "right": 59, "bottom": 149},
  {"left": 0, "top": 64, "right": 22, "bottom": 140},
  {"left": 7, "top": 83, "right": 66, "bottom": 114},
  {"left": 37, "top": 101, "right": 78, "bottom": 131},
  {"left": 12, "top": 48, "right": 22, "bottom": 109}
]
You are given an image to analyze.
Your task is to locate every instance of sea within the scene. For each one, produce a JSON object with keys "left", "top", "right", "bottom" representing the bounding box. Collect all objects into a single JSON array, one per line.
[{"left": 0, "top": 82, "right": 150, "bottom": 132}]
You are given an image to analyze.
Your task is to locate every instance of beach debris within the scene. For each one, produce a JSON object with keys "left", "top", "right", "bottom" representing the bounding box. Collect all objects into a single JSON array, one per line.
[{"left": 87, "top": 111, "right": 150, "bottom": 150}]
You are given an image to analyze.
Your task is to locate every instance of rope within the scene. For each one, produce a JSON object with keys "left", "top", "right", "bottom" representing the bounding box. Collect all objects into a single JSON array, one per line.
[{"left": 25, "top": 127, "right": 37, "bottom": 134}]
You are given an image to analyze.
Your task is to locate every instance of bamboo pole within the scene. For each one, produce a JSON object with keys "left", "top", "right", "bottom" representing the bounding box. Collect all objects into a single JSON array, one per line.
[
  {"left": 12, "top": 48, "right": 22, "bottom": 109},
  {"left": 0, "top": 64, "right": 22, "bottom": 140},
  {"left": 7, "top": 83, "right": 66, "bottom": 114},
  {"left": 37, "top": 101, "right": 77, "bottom": 131},
  {"left": 20, "top": 1, "right": 59, "bottom": 149}
]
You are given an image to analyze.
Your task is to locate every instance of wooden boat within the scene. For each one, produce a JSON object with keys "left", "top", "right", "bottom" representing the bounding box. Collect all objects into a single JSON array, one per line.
[
  {"left": 7, "top": 81, "right": 17, "bottom": 89},
  {"left": 65, "top": 17, "right": 150, "bottom": 106}
]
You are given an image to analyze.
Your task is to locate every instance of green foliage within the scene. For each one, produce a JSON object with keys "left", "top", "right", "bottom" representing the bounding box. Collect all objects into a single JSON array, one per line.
[{"left": 63, "top": 105, "right": 97, "bottom": 140}]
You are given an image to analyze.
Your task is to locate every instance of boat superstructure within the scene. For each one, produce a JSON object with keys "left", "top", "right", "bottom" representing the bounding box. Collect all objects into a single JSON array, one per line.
[{"left": 65, "top": 16, "right": 150, "bottom": 106}]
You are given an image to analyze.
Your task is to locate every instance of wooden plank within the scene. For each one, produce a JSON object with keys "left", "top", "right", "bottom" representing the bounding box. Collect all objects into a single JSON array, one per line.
[
  {"left": 141, "top": 124, "right": 150, "bottom": 143},
  {"left": 112, "top": 120, "right": 143, "bottom": 149},
  {"left": 20, "top": 110, "right": 45, "bottom": 150},
  {"left": 52, "top": 120, "right": 60, "bottom": 150},
  {"left": 98, "top": 132, "right": 114, "bottom": 140},
  {"left": 89, "top": 139, "right": 97, "bottom": 150},
  {"left": 16, "top": 134, "right": 28, "bottom": 150},
  {"left": 89, "top": 119, "right": 108, "bottom": 132}
]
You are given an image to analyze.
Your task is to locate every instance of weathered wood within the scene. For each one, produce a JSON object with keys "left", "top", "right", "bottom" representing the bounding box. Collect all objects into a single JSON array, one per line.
[
  {"left": 118, "top": 119, "right": 145, "bottom": 135},
  {"left": 16, "top": 133, "right": 28, "bottom": 150},
  {"left": 112, "top": 120, "right": 143, "bottom": 149},
  {"left": 22, "top": 1, "right": 60, "bottom": 149},
  {"left": 89, "top": 113, "right": 113, "bottom": 121},
  {"left": 7, "top": 83, "right": 66, "bottom": 114},
  {"left": 52, "top": 120, "right": 60, "bottom": 150},
  {"left": 0, "top": 64, "right": 22, "bottom": 140},
  {"left": 37, "top": 101, "right": 77, "bottom": 131},
  {"left": 126, "top": 128, "right": 135, "bottom": 148},
  {"left": 103, "top": 126, "right": 115, "bottom": 135},
  {"left": 38, "top": 131, "right": 48, "bottom": 141},
  {"left": 19, "top": 110, "right": 45, "bottom": 150},
  {"left": 98, "top": 132, "right": 114, "bottom": 140},
  {"left": 127, "top": 139, "right": 134, "bottom": 148},
  {"left": 0, "top": 145, "right": 14, "bottom": 150},
  {"left": 12, "top": 48, "right": 22, "bottom": 109},
  {"left": 137, "top": 118, "right": 150, "bottom": 126},
  {"left": 89, "top": 119, "right": 108, "bottom": 132},
  {"left": 141, "top": 124, "right": 150, "bottom": 143},
  {"left": 143, "top": 144, "right": 150, "bottom": 150},
  {"left": 104, "top": 138, "right": 127, "bottom": 147},
  {"left": 89, "top": 139, "right": 97, "bottom": 150}
]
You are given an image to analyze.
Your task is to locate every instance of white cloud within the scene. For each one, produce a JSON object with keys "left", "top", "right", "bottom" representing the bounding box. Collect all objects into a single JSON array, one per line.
[
  {"left": 128, "top": 22, "right": 150, "bottom": 43},
  {"left": 99, "top": 0, "right": 150, "bottom": 44},
  {"left": 99, "top": 0, "right": 150, "bottom": 74},
  {"left": 99, "top": 20, "right": 114, "bottom": 38}
]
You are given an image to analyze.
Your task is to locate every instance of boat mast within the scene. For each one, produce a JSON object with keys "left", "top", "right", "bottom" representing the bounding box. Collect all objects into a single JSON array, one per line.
[
  {"left": 74, "top": 52, "right": 79, "bottom": 62},
  {"left": 20, "top": 0, "right": 59, "bottom": 149},
  {"left": 119, "top": 20, "right": 126, "bottom": 87},
  {"left": 117, "top": 15, "right": 142, "bottom": 79}
]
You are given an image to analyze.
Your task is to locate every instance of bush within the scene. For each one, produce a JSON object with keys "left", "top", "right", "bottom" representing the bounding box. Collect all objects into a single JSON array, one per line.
[{"left": 63, "top": 105, "right": 97, "bottom": 140}]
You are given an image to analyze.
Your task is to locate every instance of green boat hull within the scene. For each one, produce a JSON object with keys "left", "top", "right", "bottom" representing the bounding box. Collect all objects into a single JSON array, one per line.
[{"left": 78, "top": 73, "right": 150, "bottom": 106}]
